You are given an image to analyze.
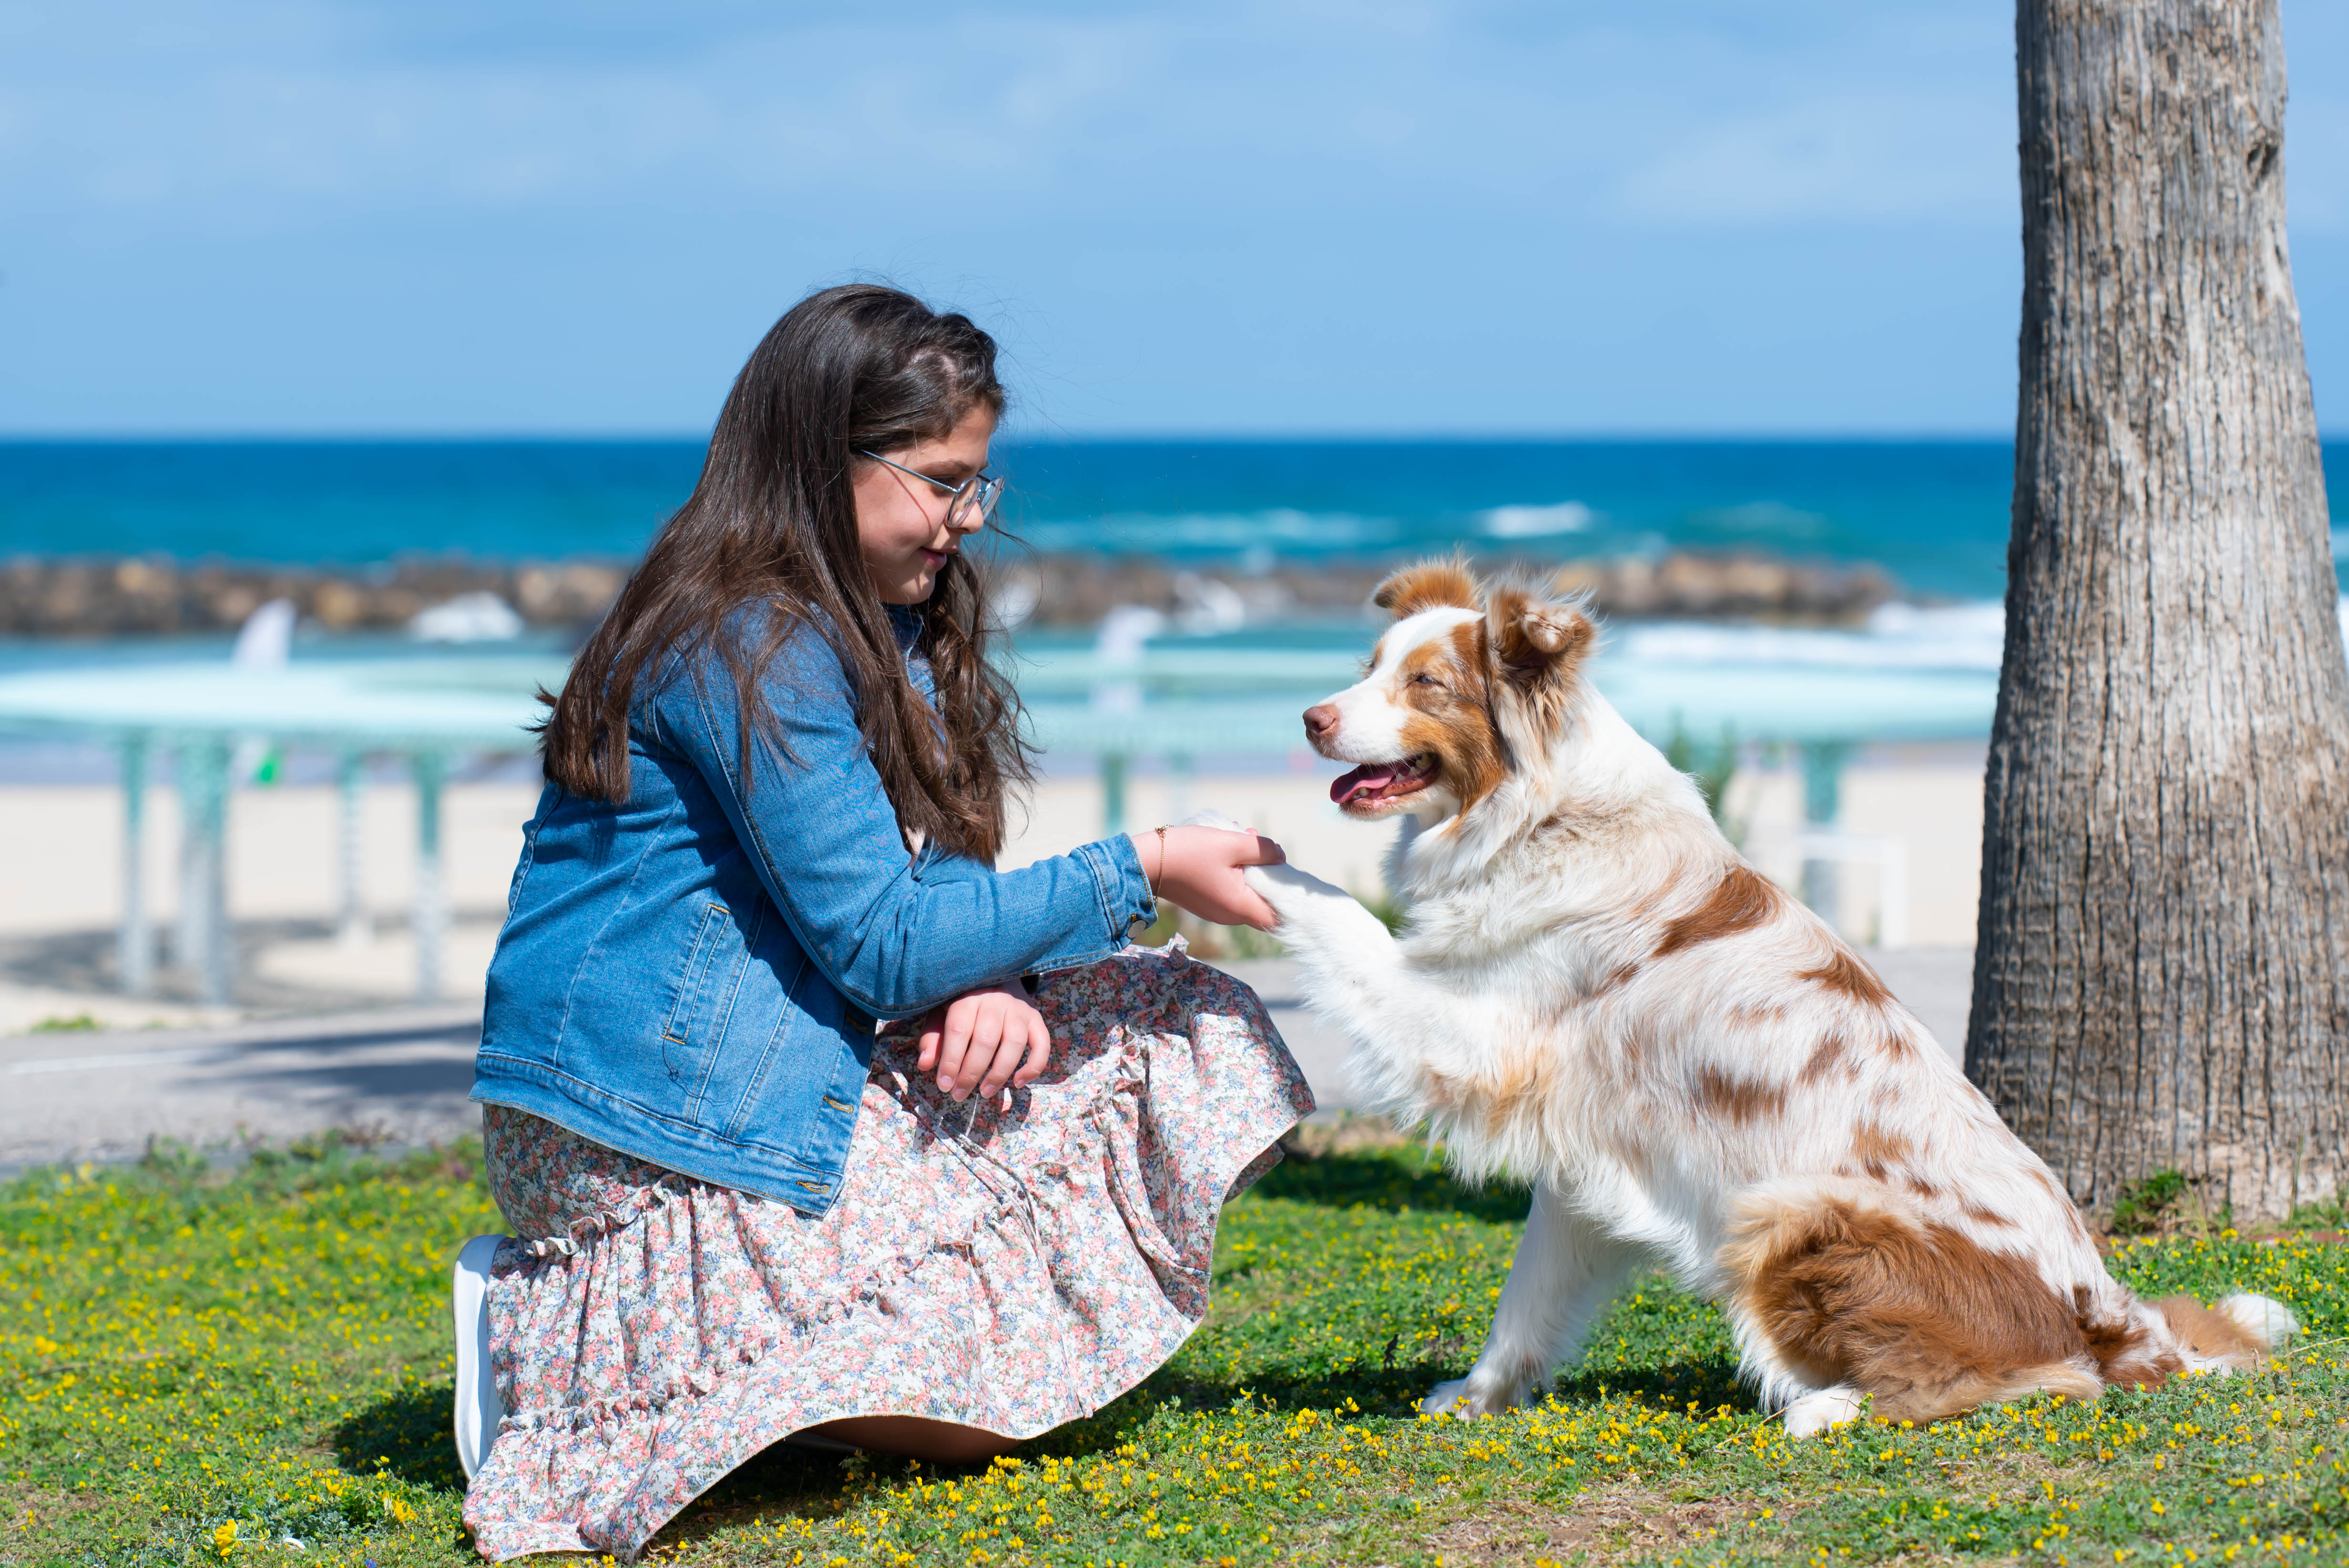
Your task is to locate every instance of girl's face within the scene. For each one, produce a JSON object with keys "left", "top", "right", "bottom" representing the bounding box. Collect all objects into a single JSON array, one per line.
[{"left": 854, "top": 406, "right": 996, "bottom": 605}]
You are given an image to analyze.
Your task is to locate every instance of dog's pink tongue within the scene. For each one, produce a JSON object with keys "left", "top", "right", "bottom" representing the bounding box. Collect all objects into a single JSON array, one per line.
[{"left": 1332, "top": 763, "right": 1404, "bottom": 806}]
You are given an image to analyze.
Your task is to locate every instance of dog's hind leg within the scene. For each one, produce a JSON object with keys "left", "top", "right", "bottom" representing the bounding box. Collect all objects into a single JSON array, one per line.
[
  {"left": 1722, "top": 1181, "right": 2108, "bottom": 1435},
  {"left": 1424, "top": 1184, "right": 1637, "bottom": 1418}
]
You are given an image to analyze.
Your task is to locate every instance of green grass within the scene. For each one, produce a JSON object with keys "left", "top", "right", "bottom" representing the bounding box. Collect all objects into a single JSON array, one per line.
[{"left": 9, "top": 1134, "right": 2349, "bottom": 1566}]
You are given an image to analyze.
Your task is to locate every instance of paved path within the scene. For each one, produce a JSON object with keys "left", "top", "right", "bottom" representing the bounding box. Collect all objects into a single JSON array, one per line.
[
  {"left": 1861, "top": 947, "right": 1975, "bottom": 1064},
  {"left": 1, "top": 1005, "right": 483, "bottom": 1173},
  {"left": 0, "top": 948, "right": 1973, "bottom": 1174}
]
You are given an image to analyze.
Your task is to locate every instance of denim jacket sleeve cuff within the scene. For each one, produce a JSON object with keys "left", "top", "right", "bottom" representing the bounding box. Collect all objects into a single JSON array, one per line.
[{"left": 1074, "top": 834, "right": 1158, "bottom": 941}]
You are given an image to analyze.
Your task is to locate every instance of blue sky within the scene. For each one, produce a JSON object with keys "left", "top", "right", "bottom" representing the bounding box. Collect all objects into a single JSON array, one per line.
[{"left": 4, "top": 0, "right": 2345, "bottom": 436}]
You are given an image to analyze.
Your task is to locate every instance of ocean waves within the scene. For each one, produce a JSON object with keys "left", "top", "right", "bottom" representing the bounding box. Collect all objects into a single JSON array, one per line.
[
  {"left": 1476, "top": 500, "right": 1595, "bottom": 538},
  {"left": 1614, "top": 596, "right": 2349, "bottom": 675},
  {"left": 1015, "top": 496, "right": 1819, "bottom": 554},
  {"left": 7, "top": 441, "right": 2338, "bottom": 618},
  {"left": 1614, "top": 601, "right": 2006, "bottom": 672},
  {"left": 1025, "top": 498, "right": 1614, "bottom": 552},
  {"left": 1015, "top": 508, "right": 1405, "bottom": 556}
]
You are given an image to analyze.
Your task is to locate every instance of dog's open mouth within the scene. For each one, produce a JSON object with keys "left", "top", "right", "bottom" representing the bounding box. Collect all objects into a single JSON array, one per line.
[{"left": 1330, "top": 753, "right": 1437, "bottom": 809}]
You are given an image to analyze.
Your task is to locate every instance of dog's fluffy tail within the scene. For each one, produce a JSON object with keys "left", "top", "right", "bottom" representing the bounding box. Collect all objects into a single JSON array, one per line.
[{"left": 2159, "top": 1293, "right": 2298, "bottom": 1373}]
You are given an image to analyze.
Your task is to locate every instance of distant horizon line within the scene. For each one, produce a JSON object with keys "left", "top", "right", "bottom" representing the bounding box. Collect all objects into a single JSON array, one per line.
[
  {"left": 5, "top": 428, "right": 2341, "bottom": 448},
  {"left": 2, "top": 428, "right": 2030, "bottom": 445}
]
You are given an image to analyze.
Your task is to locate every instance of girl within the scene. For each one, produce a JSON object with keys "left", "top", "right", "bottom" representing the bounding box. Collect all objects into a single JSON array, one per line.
[{"left": 460, "top": 285, "right": 1311, "bottom": 1560}]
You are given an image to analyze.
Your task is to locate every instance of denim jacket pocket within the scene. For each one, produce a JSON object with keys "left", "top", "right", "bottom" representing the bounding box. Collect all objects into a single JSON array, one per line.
[{"left": 660, "top": 901, "right": 734, "bottom": 1075}]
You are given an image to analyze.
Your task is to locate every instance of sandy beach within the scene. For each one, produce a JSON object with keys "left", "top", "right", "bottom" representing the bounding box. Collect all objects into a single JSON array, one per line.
[
  {"left": 0, "top": 752, "right": 1988, "bottom": 1170},
  {"left": 0, "top": 745, "right": 1988, "bottom": 1033}
]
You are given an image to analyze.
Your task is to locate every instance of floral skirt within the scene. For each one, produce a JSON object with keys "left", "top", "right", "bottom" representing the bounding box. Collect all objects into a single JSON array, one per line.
[{"left": 461, "top": 942, "right": 1314, "bottom": 1561}]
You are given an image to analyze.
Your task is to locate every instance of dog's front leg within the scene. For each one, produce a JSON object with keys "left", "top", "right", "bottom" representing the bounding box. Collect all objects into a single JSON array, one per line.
[
  {"left": 1242, "top": 861, "right": 1408, "bottom": 1016},
  {"left": 1244, "top": 860, "right": 1486, "bottom": 1115},
  {"left": 1424, "top": 1184, "right": 1637, "bottom": 1418}
]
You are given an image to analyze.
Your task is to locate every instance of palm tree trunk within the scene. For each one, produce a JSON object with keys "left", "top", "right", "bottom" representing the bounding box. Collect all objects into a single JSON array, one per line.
[{"left": 1970, "top": 0, "right": 2349, "bottom": 1222}]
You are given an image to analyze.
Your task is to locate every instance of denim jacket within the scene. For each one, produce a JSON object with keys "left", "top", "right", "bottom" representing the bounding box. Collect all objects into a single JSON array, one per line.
[{"left": 471, "top": 606, "right": 1156, "bottom": 1213}]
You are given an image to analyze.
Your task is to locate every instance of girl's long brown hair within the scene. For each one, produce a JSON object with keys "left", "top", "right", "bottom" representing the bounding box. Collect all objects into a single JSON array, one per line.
[{"left": 539, "top": 285, "right": 1031, "bottom": 861}]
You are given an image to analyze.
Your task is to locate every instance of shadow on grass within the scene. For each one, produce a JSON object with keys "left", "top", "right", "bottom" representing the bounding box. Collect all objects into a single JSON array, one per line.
[
  {"left": 1143, "top": 1338, "right": 1757, "bottom": 1426},
  {"left": 330, "top": 1382, "right": 467, "bottom": 1495},
  {"left": 633, "top": 1286, "right": 1761, "bottom": 1551},
  {"left": 657, "top": 1440, "right": 867, "bottom": 1542},
  {"left": 1251, "top": 1144, "right": 1534, "bottom": 1227},
  {"left": 1548, "top": 1361, "right": 1757, "bottom": 1412},
  {"left": 648, "top": 1339, "right": 1767, "bottom": 1554}
]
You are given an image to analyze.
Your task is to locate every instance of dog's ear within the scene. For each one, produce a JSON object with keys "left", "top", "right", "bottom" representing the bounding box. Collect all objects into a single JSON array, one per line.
[
  {"left": 1486, "top": 584, "right": 1595, "bottom": 686},
  {"left": 1371, "top": 558, "right": 1479, "bottom": 619}
]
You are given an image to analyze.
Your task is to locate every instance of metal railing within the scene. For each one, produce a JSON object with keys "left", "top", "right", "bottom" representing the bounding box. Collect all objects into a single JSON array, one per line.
[{"left": 0, "top": 649, "right": 1999, "bottom": 1004}]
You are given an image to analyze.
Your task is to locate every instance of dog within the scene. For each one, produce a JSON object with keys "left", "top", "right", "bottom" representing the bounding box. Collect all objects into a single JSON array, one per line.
[{"left": 1243, "top": 559, "right": 2294, "bottom": 1436}]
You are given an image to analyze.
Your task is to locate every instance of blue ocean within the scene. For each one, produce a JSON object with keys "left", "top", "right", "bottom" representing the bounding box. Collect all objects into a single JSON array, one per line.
[
  {"left": 0, "top": 438, "right": 2339, "bottom": 643},
  {"left": 19, "top": 437, "right": 2337, "bottom": 606},
  {"left": 0, "top": 439, "right": 2339, "bottom": 782}
]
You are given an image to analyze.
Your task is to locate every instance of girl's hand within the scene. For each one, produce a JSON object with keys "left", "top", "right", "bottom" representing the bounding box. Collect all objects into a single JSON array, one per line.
[
  {"left": 918, "top": 982, "right": 1052, "bottom": 1102},
  {"left": 1132, "top": 825, "right": 1288, "bottom": 931}
]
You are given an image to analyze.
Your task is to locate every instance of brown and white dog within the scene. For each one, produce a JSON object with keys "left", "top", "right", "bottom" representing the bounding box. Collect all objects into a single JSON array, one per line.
[{"left": 1244, "top": 560, "right": 2294, "bottom": 1436}]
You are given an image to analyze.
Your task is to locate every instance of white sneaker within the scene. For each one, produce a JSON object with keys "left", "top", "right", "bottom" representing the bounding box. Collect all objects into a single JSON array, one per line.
[{"left": 452, "top": 1234, "right": 508, "bottom": 1481}]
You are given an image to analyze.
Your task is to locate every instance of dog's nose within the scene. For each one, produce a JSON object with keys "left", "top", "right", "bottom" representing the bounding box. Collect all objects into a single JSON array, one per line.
[{"left": 1303, "top": 704, "right": 1339, "bottom": 739}]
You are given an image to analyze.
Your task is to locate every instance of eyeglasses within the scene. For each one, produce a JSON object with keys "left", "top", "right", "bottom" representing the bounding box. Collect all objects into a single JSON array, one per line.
[{"left": 858, "top": 450, "right": 1006, "bottom": 529}]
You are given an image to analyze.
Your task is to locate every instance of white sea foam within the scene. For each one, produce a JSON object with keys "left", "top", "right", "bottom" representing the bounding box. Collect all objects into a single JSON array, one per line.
[
  {"left": 1614, "top": 601, "right": 2005, "bottom": 672},
  {"left": 409, "top": 591, "right": 525, "bottom": 643},
  {"left": 1477, "top": 500, "right": 1596, "bottom": 539},
  {"left": 1615, "top": 596, "right": 2349, "bottom": 673},
  {"left": 1023, "top": 509, "right": 1399, "bottom": 554}
]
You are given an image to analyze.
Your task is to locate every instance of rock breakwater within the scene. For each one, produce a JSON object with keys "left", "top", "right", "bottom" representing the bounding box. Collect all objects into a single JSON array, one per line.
[
  {"left": 0, "top": 557, "right": 628, "bottom": 637},
  {"left": 1001, "top": 551, "right": 1899, "bottom": 630},
  {"left": 0, "top": 550, "right": 1898, "bottom": 638}
]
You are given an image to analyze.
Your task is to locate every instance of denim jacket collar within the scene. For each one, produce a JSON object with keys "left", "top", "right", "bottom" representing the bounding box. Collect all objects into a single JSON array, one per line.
[{"left": 885, "top": 603, "right": 936, "bottom": 703}]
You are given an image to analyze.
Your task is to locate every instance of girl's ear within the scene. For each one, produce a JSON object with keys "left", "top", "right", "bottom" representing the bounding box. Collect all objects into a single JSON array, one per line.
[
  {"left": 1486, "top": 584, "right": 1595, "bottom": 686},
  {"left": 1371, "top": 557, "right": 1479, "bottom": 619}
]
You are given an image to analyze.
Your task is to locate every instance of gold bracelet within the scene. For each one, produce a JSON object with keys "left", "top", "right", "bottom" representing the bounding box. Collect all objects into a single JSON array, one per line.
[{"left": 1151, "top": 825, "right": 1169, "bottom": 899}]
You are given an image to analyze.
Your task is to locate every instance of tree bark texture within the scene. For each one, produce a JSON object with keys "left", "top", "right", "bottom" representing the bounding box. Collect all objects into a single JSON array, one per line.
[{"left": 1970, "top": 0, "right": 2349, "bottom": 1221}]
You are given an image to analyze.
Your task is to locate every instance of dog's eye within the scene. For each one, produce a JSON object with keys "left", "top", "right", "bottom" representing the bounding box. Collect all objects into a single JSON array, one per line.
[{"left": 1412, "top": 673, "right": 1445, "bottom": 690}]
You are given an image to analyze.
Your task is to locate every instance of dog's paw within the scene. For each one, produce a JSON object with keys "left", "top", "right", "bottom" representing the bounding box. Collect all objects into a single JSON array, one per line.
[
  {"left": 1243, "top": 862, "right": 1379, "bottom": 935},
  {"left": 1421, "top": 1374, "right": 1532, "bottom": 1419},
  {"left": 1180, "top": 809, "right": 1250, "bottom": 835},
  {"left": 1244, "top": 860, "right": 1350, "bottom": 899},
  {"left": 1419, "top": 1379, "right": 1475, "bottom": 1420},
  {"left": 1781, "top": 1386, "right": 1867, "bottom": 1439}
]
